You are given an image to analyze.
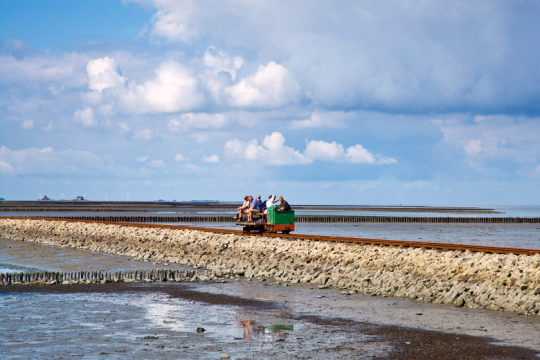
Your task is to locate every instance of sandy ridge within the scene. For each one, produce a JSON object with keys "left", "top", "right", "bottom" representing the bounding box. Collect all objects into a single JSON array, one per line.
[{"left": 0, "top": 218, "right": 538, "bottom": 315}]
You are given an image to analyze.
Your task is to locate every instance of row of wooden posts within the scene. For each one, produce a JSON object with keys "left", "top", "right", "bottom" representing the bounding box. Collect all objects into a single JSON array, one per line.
[
  {"left": 31, "top": 215, "right": 540, "bottom": 224},
  {"left": 0, "top": 269, "right": 201, "bottom": 286}
]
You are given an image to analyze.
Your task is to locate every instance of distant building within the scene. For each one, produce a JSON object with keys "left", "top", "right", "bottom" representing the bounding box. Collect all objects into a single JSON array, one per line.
[
  {"left": 75, "top": 196, "right": 85, "bottom": 201},
  {"left": 41, "top": 195, "right": 50, "bottom": 200}
]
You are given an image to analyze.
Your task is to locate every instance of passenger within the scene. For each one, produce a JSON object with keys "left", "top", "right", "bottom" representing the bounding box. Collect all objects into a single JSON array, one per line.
[
  {"left": 264, "top": 195, "right": 276, "bottom": 214},
  {"left": 235, "top": 195, "right": 251, "bottom": 221},
  {"left": 246, "top": 195, "right": 263, "bottom": 222},
  {"left": 277, "top": 196, "right": 291, "bottom": 211}
]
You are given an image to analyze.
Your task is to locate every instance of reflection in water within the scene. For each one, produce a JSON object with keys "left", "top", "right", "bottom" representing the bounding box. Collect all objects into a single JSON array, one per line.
[{"left": 236, "top": 311, "right": 293, "bottom": 343}]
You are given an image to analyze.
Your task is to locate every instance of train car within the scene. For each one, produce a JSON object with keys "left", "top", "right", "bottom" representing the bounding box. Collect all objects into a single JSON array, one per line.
[{"left": 236, "top": 206, "right": 295, "bottom": 234}]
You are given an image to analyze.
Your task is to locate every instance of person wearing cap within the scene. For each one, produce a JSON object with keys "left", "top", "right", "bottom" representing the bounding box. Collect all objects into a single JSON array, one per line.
[
  {"left": 235, "top": 195, "right": 251, "bottom": 221},
  {"left": 246, "top": 195, "right": 263, "bottom": 222}
]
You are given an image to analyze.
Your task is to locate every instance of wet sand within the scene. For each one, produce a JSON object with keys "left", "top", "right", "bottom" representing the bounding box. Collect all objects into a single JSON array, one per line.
[
  {"left": 1, "top": 219, "right": 539, "bottom": 358},
  {"left": 1, "top": 282, "right": 538, "bottom": 359}
]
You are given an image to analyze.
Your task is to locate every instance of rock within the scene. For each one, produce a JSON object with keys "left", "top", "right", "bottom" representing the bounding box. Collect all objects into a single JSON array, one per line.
[
  {"left": 196, "top": 327, "right": 205, "bottom": 333},
  {"left": 220, "top": 354, "right": 230, "bottom": 359}
]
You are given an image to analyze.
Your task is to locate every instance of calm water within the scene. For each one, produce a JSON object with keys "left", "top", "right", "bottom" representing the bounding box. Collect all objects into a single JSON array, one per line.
[
  {"left": 159, "top": 221, "right": 540, "bottom": 250},
  {"left": 2, "top": 205, "right": 540, "bottom": 218}
]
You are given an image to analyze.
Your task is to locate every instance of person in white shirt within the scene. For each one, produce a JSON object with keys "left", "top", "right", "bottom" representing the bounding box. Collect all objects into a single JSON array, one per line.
[{"left": 264, "top": 195, "right": 276, "bottom": 214}]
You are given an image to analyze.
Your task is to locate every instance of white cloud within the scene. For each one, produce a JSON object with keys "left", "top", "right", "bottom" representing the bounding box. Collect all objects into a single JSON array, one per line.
[
  {"left": 289, "top": 111, "right": 349, "bottom": 129},
  {"left": 225, "top": 61, "right": 300, "bottom": 108},
  {"left": 86, "top": 57, "right": 125, "bottom": 93},
  {"left": 304, "top": 140, "right": 344, "bottom": 161},
  {"left": 202, "top": 154, "right": 220, "bottom": 163},
  {"left": 21, "top": 120, "right": 34, "bottom": 130},
  {"left": 173, "top": 153, "right": 185, "bottom": 161},
  {"left": 0, "top": 52, "right": 87, "bottom": 86},
  {"left": 0, "top": 145, "right": 105, "bottom": 175},
  {"left": 225, "top": 132, "right": 311, "bottom": 165},
  {"left": 0, "top": 160, "right": 13, "bottom": 174},
  {"left": 167, "top": 112, "right": 227, "bottom": 133},
  {"left": 73, "top": 107, "right": 97, "bottom": 128},
  {"left": 120, "top": 61, "right": 203, "bottom": 113},
  {"left": 147, "top": 0, "right": 195, "bottom": 42},
  {"left": 203, "top": 46, "right": 243, "bottom": 81},
  {"left": 130, "top": 1, "right": 540, "bottom": 113},
  {"left": 345, "top": 144, "right": 376, "bottom": 164},
  {"left": 136, "top": 156, "right": 149, "bottom": 163},
  {"left": 305, "top": 140, "right": 397, "bottom": 164}
]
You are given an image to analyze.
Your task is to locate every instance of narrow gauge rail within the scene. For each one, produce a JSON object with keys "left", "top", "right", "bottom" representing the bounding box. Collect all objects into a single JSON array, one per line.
[{"left": 1, "top": 216, "right": 538, "bottom": 256}]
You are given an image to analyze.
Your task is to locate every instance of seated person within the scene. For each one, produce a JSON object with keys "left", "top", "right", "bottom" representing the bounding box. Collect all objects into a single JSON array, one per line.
[
  {"left": 246, "top": 195, "right": 263, "bottom": 222},
  {"left": 235, "top": 195, "right": 251, "bottom": 220},
  {"left": 277, "top": 196, "right": 291, "bottom": 211},
  {"left": 263, "top": 194, "right": 276, "bottom": 214}
]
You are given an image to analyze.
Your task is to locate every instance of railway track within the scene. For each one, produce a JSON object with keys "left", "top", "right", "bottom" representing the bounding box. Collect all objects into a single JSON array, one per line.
[{"left": 1, "top": 216, "right": 539, "bottom": 256}]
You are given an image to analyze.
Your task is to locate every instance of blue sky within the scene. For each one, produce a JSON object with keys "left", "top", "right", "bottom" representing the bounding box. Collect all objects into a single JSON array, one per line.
[{"left": 1, "top": 0, "right": 539, "bottom": 204}]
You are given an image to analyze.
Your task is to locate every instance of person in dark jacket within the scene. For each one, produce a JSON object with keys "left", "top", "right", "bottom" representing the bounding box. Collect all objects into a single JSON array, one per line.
[{"left": 277, "top": 196, "right": 291, "bottom": 211}]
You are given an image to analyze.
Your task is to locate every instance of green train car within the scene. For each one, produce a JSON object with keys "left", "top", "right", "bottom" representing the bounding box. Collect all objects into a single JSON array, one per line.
[{"left": 236, "top": 206, "right": 295, "bottom": 234}]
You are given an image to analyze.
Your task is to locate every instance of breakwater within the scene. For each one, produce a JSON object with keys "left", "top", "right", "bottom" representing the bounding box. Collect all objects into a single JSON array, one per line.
[
  {"left": 0, "top": 218, "right": 538, "bottom": 315},
  {"left": 0, "top": 269, "right": 210, "bottom": 285},
  {"left": 7, "top": 215, "right": 540, "bottom": 223}
]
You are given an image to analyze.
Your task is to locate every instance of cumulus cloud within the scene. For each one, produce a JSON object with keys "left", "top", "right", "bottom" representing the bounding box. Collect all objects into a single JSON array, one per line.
[
  {"left": 305, "top": 140, "right": 397, "bottom": 164},
  {"left": 120, "top": 61, "right": 203, "bottom": 113},
  {"left": 73, "top": 107, "right": 97, "bottom": 128},
  {"left": 203, "top": 46, "right": 243, "bottom": 81},
  {"left": 173, "top": 153, "right": 185, "bottom": 161},
  {"left": 136, "top": 156, "right": 149, "bottom": 163},
  {"left": 131, "top": 0, "right": 540, "bottom": 114},
  {"left": 202, "top": 154, "right": 220, "bottom": 163},
  {"left": 225, "top": 133, "right": 396, "bottom": 166},
  {"left": 86, "top": 56, "right": 125, "bottom": 93},
  {"left": 225, "top": 132, "right": 311, "bottom": 165},
  {"left": 147, "top": 0, "right": 196, "bottom": 42},
  {"left": 83, "top": 58, "right": 204, "bottom": 115},
  {"left": 225, "top": 61, "right": 300, "bottom": 108}
]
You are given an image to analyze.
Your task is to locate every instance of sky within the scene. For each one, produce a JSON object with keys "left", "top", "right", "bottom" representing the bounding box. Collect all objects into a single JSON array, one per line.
[{"left": 0, "top": 0, "right": 539, "bottom": 205}]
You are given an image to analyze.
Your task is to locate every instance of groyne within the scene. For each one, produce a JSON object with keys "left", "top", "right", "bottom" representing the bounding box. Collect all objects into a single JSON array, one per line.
[
  {"left": 0, "top": 218, "right": 538, "bottom": 315},
  {"left": 8, "top": 215, "right": 540, "bottom": 223},
  {"left": 0, "top": 269, "right": 210, "bottom": 286}
]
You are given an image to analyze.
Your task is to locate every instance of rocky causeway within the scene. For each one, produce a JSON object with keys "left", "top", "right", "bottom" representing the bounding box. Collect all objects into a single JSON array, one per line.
[{"left": 0, "top": 218, "right": 538, "bottom": 316}]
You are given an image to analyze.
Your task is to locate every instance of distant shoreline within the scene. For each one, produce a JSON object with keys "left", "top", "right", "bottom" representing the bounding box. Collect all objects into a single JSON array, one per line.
[{"left": 0, "top": 200, "right": 499, "bottom": 214}]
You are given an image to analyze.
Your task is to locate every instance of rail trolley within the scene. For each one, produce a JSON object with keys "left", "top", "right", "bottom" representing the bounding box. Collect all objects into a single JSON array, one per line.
[{"left": 235, "top": 206, "right": 295, "bottom": 234}]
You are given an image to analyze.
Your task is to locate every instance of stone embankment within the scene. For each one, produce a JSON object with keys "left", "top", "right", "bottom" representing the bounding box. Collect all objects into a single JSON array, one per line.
[{"left": 0, "top": 219, "right": 538, "bottom": 315}]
